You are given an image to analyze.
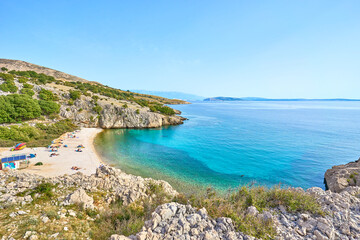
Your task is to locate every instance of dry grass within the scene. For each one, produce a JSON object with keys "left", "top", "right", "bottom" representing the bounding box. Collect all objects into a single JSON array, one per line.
[{"left": 174, "top": 186, "right": 324, "bottom": 239}]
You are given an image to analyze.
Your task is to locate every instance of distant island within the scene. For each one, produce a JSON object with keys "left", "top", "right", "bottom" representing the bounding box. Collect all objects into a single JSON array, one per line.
[
  {"left": 204, "top": 97, "right": 360, "bottom": 102},
  {"left": 132, "top": 90, "right": 204, "bottom": 101}
]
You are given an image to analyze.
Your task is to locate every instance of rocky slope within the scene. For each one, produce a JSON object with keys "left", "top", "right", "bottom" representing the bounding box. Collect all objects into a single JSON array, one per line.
[
  {"left": 112, "top": 186, "right": 360, "bottom": 240},
  {"left": 0, "top": 59, "right": 187, "bottom": 129},
  {"left": 324, "top": 158, "right": 360, "bottom": 193},
  {"left": 1, "top": 164, "right": 360, "bottom": 240},
  {"left": 0, "top": 59, "right": 88, "bottom": 83}
]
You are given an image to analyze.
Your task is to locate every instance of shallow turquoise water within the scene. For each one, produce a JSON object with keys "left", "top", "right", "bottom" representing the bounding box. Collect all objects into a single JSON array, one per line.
[{"left": 94, "top": 101, "right": 360, "bottom": 191}]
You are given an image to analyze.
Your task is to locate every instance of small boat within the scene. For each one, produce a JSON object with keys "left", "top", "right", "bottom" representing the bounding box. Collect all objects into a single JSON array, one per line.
[{"left": 11, "top": 143, "right": 26, "bottom": 151}]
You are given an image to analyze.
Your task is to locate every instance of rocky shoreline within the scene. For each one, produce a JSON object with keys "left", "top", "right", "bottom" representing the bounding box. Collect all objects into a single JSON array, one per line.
[
  {"left": 1, "top": 163, "right": 360, "bottom": 239},
  {"left": 324, "top": 158, "right": 360, "bottom": 193}
]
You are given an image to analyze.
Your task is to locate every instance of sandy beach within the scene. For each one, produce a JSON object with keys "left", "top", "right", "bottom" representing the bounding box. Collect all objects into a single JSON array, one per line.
[{"left": 0, "top": 128, "right": 104, "bottom": 177}]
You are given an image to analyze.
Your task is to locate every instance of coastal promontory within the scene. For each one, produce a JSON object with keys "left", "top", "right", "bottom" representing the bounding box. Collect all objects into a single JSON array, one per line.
[{"left": 0, "top": 59, "right": 187, "bottom": 131}]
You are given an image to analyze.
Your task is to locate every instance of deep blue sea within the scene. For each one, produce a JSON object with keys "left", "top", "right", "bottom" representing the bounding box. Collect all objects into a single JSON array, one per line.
[{"left": 94, "top": 101, "right": 360, "bottom": 192}]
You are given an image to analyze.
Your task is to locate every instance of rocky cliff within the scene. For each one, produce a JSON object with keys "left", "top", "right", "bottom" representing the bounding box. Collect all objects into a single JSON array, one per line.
[
  {"left": 324, "top": 158, "right": 360, "bottom": 193},
  {"left": 60, "top": 97, "right": 185, "bottom": 129}
]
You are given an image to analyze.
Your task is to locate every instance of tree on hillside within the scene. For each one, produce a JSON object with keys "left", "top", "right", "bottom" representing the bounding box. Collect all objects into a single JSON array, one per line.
[
  {"left": 0, "top": 94, "right": 42, "bottom": 123},
  {"left": 38, "top": 100, "right": 60, "bottom": 115}
]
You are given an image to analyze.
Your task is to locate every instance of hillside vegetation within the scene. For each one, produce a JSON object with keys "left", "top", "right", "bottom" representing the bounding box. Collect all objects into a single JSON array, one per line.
[{"left": 0, "top": 60, "right": 187, "bottom": 146}]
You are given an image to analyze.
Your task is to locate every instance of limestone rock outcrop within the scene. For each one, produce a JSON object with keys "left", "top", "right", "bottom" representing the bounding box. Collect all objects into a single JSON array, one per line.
[
  {"left": 59, "top": 98, "right": 185, "bottom": 129},
  {"left": 109, "top": 186, "right": 360, "bottom": 240},
  {"left": 0, "top": 165, "right": 177, "bottom": 208},
  {"left": 324, "top": 159, "right": 360, "bottom": 192},
  {"left": 63, "top": 188, "right": 94, "bottom": 209},
  {"left": 98, "top": 104, "right": 185, "bottom": 129},
  {"left": 111, "top": 202, "right": 253, "bottom": 240}
]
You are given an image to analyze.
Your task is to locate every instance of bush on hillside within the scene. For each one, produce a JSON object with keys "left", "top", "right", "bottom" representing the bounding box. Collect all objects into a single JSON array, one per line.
[
  {"left": 0, "top": 124, "right": 42, "bottom": 142},
  {"left": 0, "top": 73, "right": 18, "bottom": 93},
  {"left": 0, "top": 94, "right": 42, "bottom": 123},
  {"left": 38, "top": 88, "right": 57, "bottom": 101},
  {"left": 35, "top": 119, "right": 77, "bottom": 135},
  {"left": 38, "top": 100, "right": 60, "bottom": 115},
  {"left": 18, "top": 77, "right": 28, "bottom": 83},
  {"left": 69, "top": 90, "right": 81, "bottom": 100},
  {"left": 0, "top": 120, "right": 78, "bottom": 147},
  {"left": 0, "top": 81, "right": 18, "bottom": 93},
  {"left": 20, "top": 88, "right": 35, "bottom": 97},
  {"left": 22, "top": 83, "right": 33, "bottom": 89},
  {"left": 0, "top": 73, "right": 14, "bottom": 81},
  {"left": 92, "top": 105, "right": 102, "bottom": 114},
  {"left": 9, "top": 70, "right": 55, "bottom": 84},
  {"left": 149, "top": 104, "right": 175, "bottom": 115}
]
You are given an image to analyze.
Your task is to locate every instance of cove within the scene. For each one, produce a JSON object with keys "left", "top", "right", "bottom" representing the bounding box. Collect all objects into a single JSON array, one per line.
[{"left": 94, "top": 101, "right": 360, "bottom": 192}]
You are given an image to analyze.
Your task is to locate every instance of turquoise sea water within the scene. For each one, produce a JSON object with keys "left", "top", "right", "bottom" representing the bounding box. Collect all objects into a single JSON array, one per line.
[{"left": 94, "top": 101, "right": 360, "bottom": 192}]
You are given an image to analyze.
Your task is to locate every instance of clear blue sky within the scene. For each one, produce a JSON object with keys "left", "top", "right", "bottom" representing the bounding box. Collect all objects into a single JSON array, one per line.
[{"left": 1, "top": 1, "right": 359, "bottom": 98}]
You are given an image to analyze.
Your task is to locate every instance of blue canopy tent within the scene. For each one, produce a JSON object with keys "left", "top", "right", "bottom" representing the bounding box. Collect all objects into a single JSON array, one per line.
[{"left": 1, "top": 154, "right": 28, "bottom": 170}]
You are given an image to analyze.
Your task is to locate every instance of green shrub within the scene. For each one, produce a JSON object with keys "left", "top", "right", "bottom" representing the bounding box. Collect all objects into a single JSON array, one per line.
[
  {"left": 135, "top": 109, "right": 140, "bottom": 114},
  {"left": 31, "top": 182, "right": 57, "bottom": 200},
  {"left": 69, "top": 90, "right": 81, "bottom": 100},
  {"left": 35, "top": 162, "right": 43, "bottom": 166},
  {"left": 10, "top": 70, "right": 55, "bottom": 84},
  {"left": 1, "top": 67, "right": 8, "bottom": 72},
  {"left": 0, "top": 72, "right": 14, "bottom": 81},
  {"left": 0, "top": 124, "right": 42, "bottom": 142},
  {"left": 36, "top": 119, "right": 78, "bottom": 136},
  {"left": 45, "top": 210, "right": 59, "bottom": 220},
  {"left": 149, "top": 104, "right": 175, "bottom": 115},
  {"left": 38, "top": 88, "right": 56, "bottom": 101},
  {"left": 20, "top": 88, "right": 35, "bottom": 97},
  {"left": 0, "top": 94, "right": 42, "bottom": 123},
  {"left": 22, "top": 83, "right": 33, "bottom": 89},
  {"left": 18, "top": 77, "right": 28, "bottom": 83},
  {"left": 92, "top": 95, "right": 99, "bottom": 101},
  {"left": 0, "top": 119, "right": 78, "bottom": 147},
  {"left": 92, "top": 105, "right": 102, "bottom": 114},
  {"left": 38, "top": 100, "right": 60, "bottom": 115},
  {"left": 0, "top": 74, "right": 18, "bottom": 93}
]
